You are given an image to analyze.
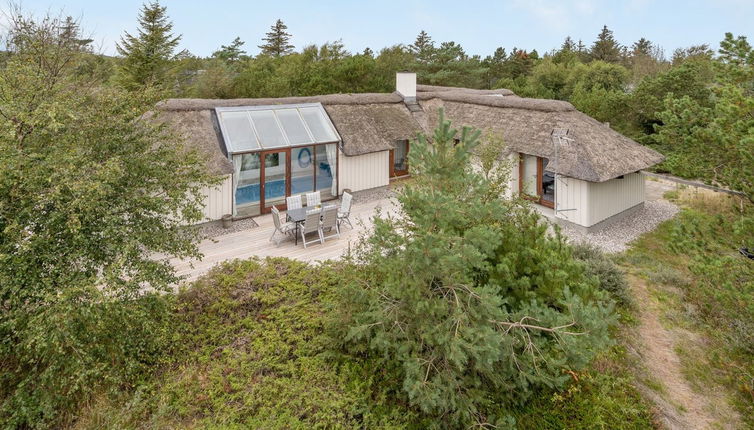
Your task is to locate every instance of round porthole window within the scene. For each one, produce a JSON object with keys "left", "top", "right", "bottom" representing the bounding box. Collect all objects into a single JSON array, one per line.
[{"left": 298, "top": 147, "right": 312, "bottom": 168}]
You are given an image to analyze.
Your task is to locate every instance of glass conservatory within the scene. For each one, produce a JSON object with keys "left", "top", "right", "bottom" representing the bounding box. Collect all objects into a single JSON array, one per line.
[{"left": 216, "top": 103, "right": 340, "bottom": 217}]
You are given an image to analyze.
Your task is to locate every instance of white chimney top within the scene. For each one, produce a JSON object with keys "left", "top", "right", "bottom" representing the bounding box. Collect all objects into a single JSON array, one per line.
[{"left": 396, "top": 72, "right": 416, "bottom": 100}]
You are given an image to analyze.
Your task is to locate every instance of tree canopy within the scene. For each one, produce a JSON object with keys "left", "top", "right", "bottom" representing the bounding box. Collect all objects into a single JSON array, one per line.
[
  {"left": 335, "top": 111, "right": 614, "bottom": 428},
  {"left": 116, "top": 1, "right": 182, "bottom": 89}
]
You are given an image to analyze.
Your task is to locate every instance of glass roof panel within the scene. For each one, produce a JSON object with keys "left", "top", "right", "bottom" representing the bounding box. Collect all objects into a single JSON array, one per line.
[
  {"left": 275, "top": 109, "right": 313, "bottom": 145},
  {"left": 249, "top": 110, "right": 287, "bottom": 148},
  {"left": 216, "top": 103, "right": 339, "bottom": 154},
  {"left": 300, "top": 107, "right": 338, "bottom": 143},
  {"left": 218, "top": 111, "right": 259, "bottom": 152}
]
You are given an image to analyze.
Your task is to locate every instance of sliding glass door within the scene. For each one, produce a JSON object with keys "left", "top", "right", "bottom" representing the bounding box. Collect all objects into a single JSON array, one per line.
[
  {"left": 232, "top": 143, "right": 338, "bottom": 216},
  {"left": 261, "top": 150, "right": 288, "bottom": 212},
  {"left": 234, "top": 153, "right": 261, "bottom": 217},
  {"left": 291, "top": 146, "right": 315, "bottom": 195}
]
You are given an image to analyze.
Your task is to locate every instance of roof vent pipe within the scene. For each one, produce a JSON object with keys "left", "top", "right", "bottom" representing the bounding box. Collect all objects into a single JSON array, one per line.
[{"left": 396, "top": 72, "right": 417, "bottom": 101}]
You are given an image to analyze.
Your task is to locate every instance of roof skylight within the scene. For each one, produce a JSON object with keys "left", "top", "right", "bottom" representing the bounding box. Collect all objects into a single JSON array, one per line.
[{"left": 216, "top": 103, "right": 340, "bottom": 154}]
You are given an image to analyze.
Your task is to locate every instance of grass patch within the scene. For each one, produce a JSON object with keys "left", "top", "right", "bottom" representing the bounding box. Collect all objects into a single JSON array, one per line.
[{"left": 621, "top": 189, "right": 754, "bottom": 425}]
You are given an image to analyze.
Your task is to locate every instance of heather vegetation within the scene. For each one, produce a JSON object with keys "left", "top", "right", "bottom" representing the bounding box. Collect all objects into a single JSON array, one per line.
[{"left": 1, "top": 1, "right": 753, "bottom": 429}]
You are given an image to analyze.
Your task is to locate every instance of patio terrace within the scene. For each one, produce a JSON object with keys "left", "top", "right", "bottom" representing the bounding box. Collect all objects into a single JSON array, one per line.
[{"left": 172, "top": 196, "right": 397, "bottom": 283}]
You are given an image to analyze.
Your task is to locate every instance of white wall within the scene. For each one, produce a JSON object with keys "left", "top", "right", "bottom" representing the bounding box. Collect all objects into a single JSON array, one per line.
[
  {"left": 554, "top": 176, "right": 590, "bottom": 227},
  {"left": 200, "top": 174, "right": 233, "bottom": 222},
  {"left": 338, "top": 150, "right": 390, "bottom": 194},
  {"left": 586, "top": 172, "right": 645, "bottom": 226},
  {"left": 396, "top": 72, "right": 417, "bottom": 98}
]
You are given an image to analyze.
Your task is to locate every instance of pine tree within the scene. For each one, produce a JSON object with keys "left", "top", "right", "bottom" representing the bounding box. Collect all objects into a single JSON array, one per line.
[
  {"left": 632, "top": 37, "right": 653, "bottom": 56},
  {"left": 335, "top": 110, "right": 614, "bottom": 427},
  {"left": 58, "top": 16, "right": 94, "bottom": 50},
  {"left": 116, "top": 1, "right": 181, "bottom": 89},
  {"left": 409, "top": 30, "right": 435, "bottom": 63},
  {"left": 590, "top": 25, "right": 623, "bottom": 63},
  {"left": 561, "top": 36, "right": 576, "bottom": 52},
  {"left": 258, "top": 19, "right": 294, "bottom": 57},
  {"left": 212, "top": 36, "right": 246, "bottom": 63}
]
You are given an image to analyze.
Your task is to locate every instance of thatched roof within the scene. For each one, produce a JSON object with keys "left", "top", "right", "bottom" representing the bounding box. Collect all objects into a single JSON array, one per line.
[
  {"left": 156, "top": 93, "right": 421, "bottom": 166},
  {"left": 417, "top": 85, "right": 516, "bottom": 97},
  {"left": 325, "top": 103, "right": 423, "bottom": 155},
  {"left": 157, "top": 93, "right": 403, "bottom": 111},
  {"left": 154, "top": 109, "right": 234, "bottom": 176},
  {"left": 418, "top": 97, "right": 664, "bottom": 182},
  {"left": 156, "top": 85, "right": 663, "bottom": 182}
]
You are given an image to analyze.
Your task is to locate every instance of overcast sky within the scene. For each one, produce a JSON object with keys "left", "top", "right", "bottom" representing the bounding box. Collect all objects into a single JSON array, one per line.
[{"left": 13, "top": 0, "right": 754, "bottom": 58}]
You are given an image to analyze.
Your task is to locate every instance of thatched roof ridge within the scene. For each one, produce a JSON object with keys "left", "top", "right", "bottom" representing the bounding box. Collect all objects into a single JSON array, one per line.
[
  {"left": 420, "top": 99, "right": 664, "bottom": 182},
  {"left": 326, "top": 103, "right": 424, "bottom": 156},
  {"left": 417, "top": 91, "right": 575, "bottom": 112},
  {"left": 159, "top": 93, "right": 403, "bottom": 111},
  {"left": 416, "top": 84, "right": 516, "bottom": 96}
]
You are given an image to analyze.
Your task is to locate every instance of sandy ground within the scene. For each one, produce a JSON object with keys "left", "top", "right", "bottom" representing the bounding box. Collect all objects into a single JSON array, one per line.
[{"left": 629, "top": 275, "right": 741, "bottom": 429}]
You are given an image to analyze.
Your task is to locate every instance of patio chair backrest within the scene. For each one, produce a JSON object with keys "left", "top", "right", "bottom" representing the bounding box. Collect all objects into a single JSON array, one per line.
[
  {"left": 271, "top": 206, "right": 282, "bottom": 229},
  {"left": 341, "top": 192, "right": 353, "bottom": 214},
  {"left": 302, "top": 209, "right": 321, "bottom": 234},
  {"left": 321, "top": 206, "right": 337, "bottom": 230},
  {"left": 287, "top": 195, "right": 302, "bottom": 210},
  {"left": 306, "top": 191, "right": 321, "bottom": 207}
]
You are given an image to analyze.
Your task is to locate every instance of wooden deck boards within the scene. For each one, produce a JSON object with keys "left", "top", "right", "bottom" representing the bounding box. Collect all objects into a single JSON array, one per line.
[{"left": 171, "top": 198, "right": 397, "bottom": 283}]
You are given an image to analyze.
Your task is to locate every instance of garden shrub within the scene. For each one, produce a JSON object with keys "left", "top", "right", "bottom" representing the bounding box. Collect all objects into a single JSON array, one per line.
[{"left": 572, "top": 243, "right": 632, "bottom": 306}]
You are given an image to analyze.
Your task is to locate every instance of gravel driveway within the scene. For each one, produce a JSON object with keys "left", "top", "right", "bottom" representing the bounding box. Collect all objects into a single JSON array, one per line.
[{"left": 557, "top": 199, "right": 679, "bottom": 253}]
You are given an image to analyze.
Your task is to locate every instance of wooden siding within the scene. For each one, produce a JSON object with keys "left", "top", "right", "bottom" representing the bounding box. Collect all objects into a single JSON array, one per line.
[
  {"left": 338, "top": 150, "right": 390, "bottom": 194},
  {"left": 200, "top": 174, "right": 233, "bottom": 222},
  {"left": 587, "top": 172, "right": 645, "bottom": 226},
  {"left": 554, "top": 176, "right": 590, "bottom": 227}
]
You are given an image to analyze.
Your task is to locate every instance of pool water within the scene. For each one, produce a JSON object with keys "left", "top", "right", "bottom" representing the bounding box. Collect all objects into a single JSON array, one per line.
[{"left": 236, "top": 174, "right": 333, "bottom": 205}]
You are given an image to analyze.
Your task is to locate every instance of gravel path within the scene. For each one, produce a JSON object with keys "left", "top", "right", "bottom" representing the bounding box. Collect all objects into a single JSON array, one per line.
[
  {"left": 557, "top": 200, "right": 679, "bottom": 253},
  {"left": 200, "top": 217, "right": 260, "bottom": 240}
]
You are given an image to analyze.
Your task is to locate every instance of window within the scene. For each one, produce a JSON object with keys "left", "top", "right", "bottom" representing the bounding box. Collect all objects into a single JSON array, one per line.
[
  {"left": 390, "top": 140, "right": 409, "bottom": 177},
  {"left": 300, "top": 107, "right": 338, "bottom": 142},
  {"left": 264, "top": 153, "right": 279, "bottom": 167},
  {"left": 219, "top": 111, "right": 259, "bottom": 152},
  {"left": 216, "top": 103, "right": 340, "bottom": 154},
  {"left": 249, "top": 110, "right": 287, "bottom": 148},
  {"left": 519, "top": 154, "right": 555, "bottom": 208},
  {"left": 276, "top": 109, "right": 313, "bottom": 145}
]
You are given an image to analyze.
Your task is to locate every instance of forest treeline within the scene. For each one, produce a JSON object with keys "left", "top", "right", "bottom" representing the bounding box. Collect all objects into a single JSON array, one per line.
[{"left": 35, "top": 1, "right": 754, "bottom": 202}]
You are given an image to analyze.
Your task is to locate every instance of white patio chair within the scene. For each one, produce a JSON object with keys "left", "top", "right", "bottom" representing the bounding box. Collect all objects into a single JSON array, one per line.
[
  {"left": 300, "top": 208, "right": 323, "bottom": 248},
  {"left": 306, "top": 191, "right": 321, "bottom": 207},
  {"left": 286, "top": 195, "right": 303, "bottom": 210},
  {"left": 269, "top": 206, "right": 294, "bottom": 246},
  {"left": 319, "top": 205, "right": 340, "bottom": 242},
  {"left": 337, "top": 191, "right": 353, "bottom": 229}
]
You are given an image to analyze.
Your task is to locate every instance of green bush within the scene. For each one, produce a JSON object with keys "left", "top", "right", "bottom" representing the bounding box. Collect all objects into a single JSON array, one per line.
[
  {"left": 334, "top": 112, "right": 615, "bottom": 428},
  {"left": 74, "top": 257, "right": 421, "bottom": 429},
  {"left": 572, "top": 243, "right": 632, "bottom": 306},
  {"left": 0, "top": 290, "right": 174, "bottom": 429}
]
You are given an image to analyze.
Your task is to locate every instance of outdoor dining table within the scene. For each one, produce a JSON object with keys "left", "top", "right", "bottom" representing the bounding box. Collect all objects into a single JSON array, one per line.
[{"left": 286, "top": 205, "right": 338, "bottom": 245}]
